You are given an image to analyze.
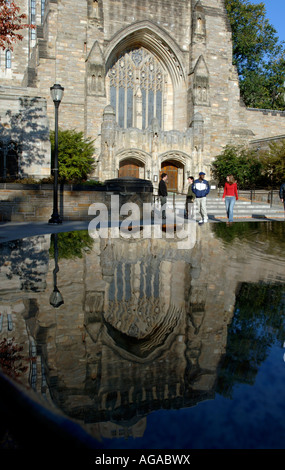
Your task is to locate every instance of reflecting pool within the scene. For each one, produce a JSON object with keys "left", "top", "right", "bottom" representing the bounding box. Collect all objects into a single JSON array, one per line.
[{"left": 0, "top": 221, "right": 285, "bottom": 450}]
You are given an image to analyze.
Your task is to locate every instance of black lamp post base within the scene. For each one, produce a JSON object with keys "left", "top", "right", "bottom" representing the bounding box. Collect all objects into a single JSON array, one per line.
[{"left": 48, "top": 214, "right": 62, "bottom": 224}]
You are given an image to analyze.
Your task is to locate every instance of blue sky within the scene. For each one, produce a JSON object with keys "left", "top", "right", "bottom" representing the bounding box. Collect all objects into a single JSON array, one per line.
[{"left": 250, "top": 0, "right": 285, "bottom": 43}]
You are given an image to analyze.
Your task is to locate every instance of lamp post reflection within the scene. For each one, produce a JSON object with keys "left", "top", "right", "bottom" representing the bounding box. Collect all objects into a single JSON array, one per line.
[{"left": 49, "top": 233, "right": 64, "bottom": 308}]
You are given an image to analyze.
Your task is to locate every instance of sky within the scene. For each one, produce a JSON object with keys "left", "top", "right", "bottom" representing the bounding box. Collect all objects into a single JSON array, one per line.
[{"left": 250, "top": 0, "right": 285, "bottom": 43}]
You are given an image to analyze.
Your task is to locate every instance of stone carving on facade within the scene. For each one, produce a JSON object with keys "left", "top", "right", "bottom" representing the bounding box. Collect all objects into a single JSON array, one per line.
[
  {"left": 192, "top": 0, "right": 206, "bottom": 43},
  {"left": 193, "top": 56, "right": 209, "bottom": 106},
  {"left": 87, "top": 0, "right": 101, "bottom": 20},
  {"left": 191, "top": 112, "right": 204, "bottom": 152},
  {"left": 134, "top": 84, "right": 143, "bottom": 129},
  {"left": 99, "top": 105, "right": 117, "bottom": 177},
  {"left": 86, "top": 41, "right": 105, "bottom": 96},
  {"left": 151, "top": 117, "right": 160, "bottom": 161},
  {"left": 151, "top": 132, "right": 159, "bottom": 159}
]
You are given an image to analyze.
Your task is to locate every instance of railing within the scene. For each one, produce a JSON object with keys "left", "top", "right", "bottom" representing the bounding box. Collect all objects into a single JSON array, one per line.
[
  {"left": 247, "top": 189, "right": 277, "bottom": 207},
  {"left": 218, "top": 187, "right": 279, "bottom": 208},
  {"left": 153, "top": 191, "right": 186, "bottom": 212},
  {"left": 155, "top": 189, "right": 282, "bottom": 210}
]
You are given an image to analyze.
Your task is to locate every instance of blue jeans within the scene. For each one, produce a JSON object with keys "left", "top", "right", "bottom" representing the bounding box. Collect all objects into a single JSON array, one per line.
[{"left": 225, "top": 196, "right": 236, "bottom": 222}]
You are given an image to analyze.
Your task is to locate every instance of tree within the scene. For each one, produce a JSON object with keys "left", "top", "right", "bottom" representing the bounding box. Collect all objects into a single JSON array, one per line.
[
  {"left": 49, "top": 231, "right": 94, "bottom": 260},
  {"left": 259, "top": 139, "right": 285, "bottom": 187},
  {"left": 211, "top": 145, "right": 263, "bottom": 188},
  {"left": 225, "top": 0, "right": 285, "bottom": 110},
  {"left": 0, "top": 337, "right": 28, "bottom": 378},
  {"left": 50, "top": 129, "right": 96, "bottom": 183},
  {"left": 0, "top": 0, "right": 34, "bottom": 50}
]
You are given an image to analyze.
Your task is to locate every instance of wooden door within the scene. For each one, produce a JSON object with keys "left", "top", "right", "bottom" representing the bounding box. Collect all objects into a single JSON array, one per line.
[
  {"left": 119, "top": 159, "right": 140, "bottom": 178},
  {"left": 161, "top": 162, "right": 178, "bottom": 192}
]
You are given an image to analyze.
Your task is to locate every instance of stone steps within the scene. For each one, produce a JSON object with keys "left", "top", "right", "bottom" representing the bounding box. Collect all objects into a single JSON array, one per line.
[{"left": 163, "top": 196, "right": 284, "bottom": 219}]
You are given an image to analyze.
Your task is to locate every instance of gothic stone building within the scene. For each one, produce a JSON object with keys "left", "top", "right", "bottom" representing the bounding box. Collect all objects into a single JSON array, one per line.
[{"left": 1, "top": 0, "right": 285, "bottom": 191}]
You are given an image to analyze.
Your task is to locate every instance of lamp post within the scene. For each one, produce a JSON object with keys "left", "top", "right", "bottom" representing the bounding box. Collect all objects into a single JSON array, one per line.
[
  {"left": 49, "top": 233, "right": 64, "bottom": 308},
  {"left": 49, "top": 83, "right": 64, "bottom": 224}
]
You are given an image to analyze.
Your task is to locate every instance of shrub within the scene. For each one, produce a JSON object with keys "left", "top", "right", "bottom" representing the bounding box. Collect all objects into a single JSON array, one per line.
[
  {"left": 50, "top": 129, "right": 96, "bottom": 183},
  {"left": 258, "top": 140, "right": 285, "bottom": 187},
  {"left": 211, "top": 145, "right": 263, "bottom": 189}
]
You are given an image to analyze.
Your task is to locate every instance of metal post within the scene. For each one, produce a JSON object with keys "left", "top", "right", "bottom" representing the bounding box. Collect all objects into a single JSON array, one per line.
[
  {"left": 49, "top": 83, "right": 64, "bottom": 224},
  {"left": 49, "top": 102, "right": 61, "bottom": 223},
  {"left": 49, "top": 233, "right": 64, "bottom": 308}
]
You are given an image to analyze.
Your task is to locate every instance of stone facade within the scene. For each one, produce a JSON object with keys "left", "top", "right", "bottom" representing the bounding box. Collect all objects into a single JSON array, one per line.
[
  {"left": 1, "top": 0, "right": 285, "bottom": 190},
  {"left": 0, "top": 88, "right": 50, "bottom": 179}
]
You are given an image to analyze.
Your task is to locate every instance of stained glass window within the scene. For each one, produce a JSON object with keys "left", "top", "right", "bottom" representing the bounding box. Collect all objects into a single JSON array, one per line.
[
  {"left": 41, "top": 0, "right": 45, "bottom": 23},
  {"left": 31, "top": 0, "right": 36, "bottom": 40},
  {"left": 108, "top": 48, "right": 165, "bottom": 129},
  {"left": 5, "top": 50, "right": 11, "bottom": 69}
]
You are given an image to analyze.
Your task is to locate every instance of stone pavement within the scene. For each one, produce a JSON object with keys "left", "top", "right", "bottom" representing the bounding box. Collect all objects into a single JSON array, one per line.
[
  {"left": 0, "top": 220, "right": 91, "bottom": 243},
  {"left": 0, "top": 210, "right": 284, "bottom": 244}
]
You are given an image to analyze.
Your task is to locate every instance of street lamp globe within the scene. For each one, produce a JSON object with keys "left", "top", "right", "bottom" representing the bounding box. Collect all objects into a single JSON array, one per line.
[{"left": 50, "top": 83, "right": 64, "bottom": 103}]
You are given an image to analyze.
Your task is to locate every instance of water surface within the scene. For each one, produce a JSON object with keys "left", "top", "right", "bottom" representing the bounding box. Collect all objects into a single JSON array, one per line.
[{"left": 0, "top": 221, "right": 284, "bottom": 450}]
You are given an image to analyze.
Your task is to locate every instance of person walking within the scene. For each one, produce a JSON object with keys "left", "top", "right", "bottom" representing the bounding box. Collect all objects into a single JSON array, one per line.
[
  {"left": 222, "top": 174, "right": 238, "bottom": 223},
  {"left": 158, "top": 172, "right": 168, "bottom": 219},
  {"left": 192, "top": 172, "right": 210, "bottom": 224},
  {"left": 280, "top": 181, "right": 285, "bottom": 211},
  {"left": 185, "top": 176, "right": 196, "bottom": 218}
]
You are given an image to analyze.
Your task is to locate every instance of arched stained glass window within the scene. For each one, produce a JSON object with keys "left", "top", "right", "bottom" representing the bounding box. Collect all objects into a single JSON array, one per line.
[
  {"left": 108, "top": 48, "right": 166, "bottom": 130},
  {"left": 5, "top": 50, "right": 11, "bottom": 69}
]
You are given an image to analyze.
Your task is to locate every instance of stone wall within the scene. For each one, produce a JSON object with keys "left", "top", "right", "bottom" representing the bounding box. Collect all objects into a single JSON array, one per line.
[
  {"left": 0, "top": 88, "right": 50, "bottom": 179},
  {"left": 0, "top": 185, "right": 102, "bottom": 222},
  {"left": 0, "top": 181, "right": 153, "bottom": 222},
  {"left": 245, "top": 109, "right": 285, "bottom": 141}
]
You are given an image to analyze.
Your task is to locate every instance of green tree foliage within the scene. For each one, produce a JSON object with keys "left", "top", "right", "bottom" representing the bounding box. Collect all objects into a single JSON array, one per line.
[
  {"left": 212, "top": 140, "right": 285, "bottom": 188},
  {"left": 217, "top": 282, "right": 285, "bottom": 397},
  {"left": 50, "top": 129, "right": 95, "bottom": 183},
  {"left": 49, "top": 231, "right": 94, "bottom": 260},
  {"left": 211, "top": 145, "right": 262, "bottom": 188},
  {"left": 225, "top": 0, "right": 285, "bottom": 110},
  {"left": 0, "top": 0, "right": 35, "bottom": 50},
  {"left": 259, "top": 140, "right": 285, "bottom": 186}
]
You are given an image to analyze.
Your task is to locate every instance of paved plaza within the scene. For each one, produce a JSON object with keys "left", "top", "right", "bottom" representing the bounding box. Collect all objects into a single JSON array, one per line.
[{"left": 0, "top": 212, "right": 283, "bottom": 244}]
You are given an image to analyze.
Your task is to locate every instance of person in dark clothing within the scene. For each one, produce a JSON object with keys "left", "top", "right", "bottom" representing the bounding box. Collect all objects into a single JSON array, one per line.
[
  {"left": 280, "top": 182, "right": 285, "bottom": 210},
  {"left": 158, "top": 173, "right": 168, "bottom": 219},
  {"left": 185, "top": 176, "right": 196, "bottom": 218}
]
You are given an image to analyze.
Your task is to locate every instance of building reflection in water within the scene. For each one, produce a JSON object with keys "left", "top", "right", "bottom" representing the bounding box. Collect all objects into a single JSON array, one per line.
[{"left": 0, "top": 222, "right": 284, "bottom": 443}]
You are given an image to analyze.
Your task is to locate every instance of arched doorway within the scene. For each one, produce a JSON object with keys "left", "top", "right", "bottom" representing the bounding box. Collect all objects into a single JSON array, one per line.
[
  {"left": 118, "top": 158, "right": 144, "bottom": 178},
  {"left": 160, "top": 161, "right": 180, "bottom": 192}
]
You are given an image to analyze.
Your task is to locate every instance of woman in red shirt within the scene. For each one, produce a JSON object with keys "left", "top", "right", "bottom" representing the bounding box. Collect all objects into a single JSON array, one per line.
[{"left": 222, "top": 175, "right": 238, "bottom": 222}]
